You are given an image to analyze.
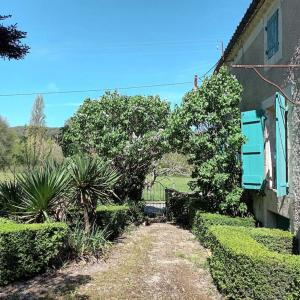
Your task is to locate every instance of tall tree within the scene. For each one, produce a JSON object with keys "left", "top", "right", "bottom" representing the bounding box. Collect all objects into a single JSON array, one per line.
[
  {"left": 0, "top": 15, "right": 29, "bottom": 60},
  {"left": 168, "top": 67, "right": 246, "bottom": 215},
  {"left": 30, "top": 95, "right": 45, "bottom": 127},
  {"left": 23, "top": 95, "right": 49, "bottom": 169},
  {"left": 61, "top": 92, "right": 170, "bottom": 202}
]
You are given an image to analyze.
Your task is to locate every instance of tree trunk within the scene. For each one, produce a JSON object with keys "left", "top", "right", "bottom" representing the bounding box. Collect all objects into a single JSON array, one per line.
[
  {"left": 83, "top": 204, "right": 90, "bottom": 233},
  {"left": 81, "top": 194, "right": 91, "bottom": 233}
]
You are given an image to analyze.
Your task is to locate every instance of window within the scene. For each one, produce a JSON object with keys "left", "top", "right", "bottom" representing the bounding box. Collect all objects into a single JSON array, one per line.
[
  {"left": 266, "top": 9, "right": 279, "bottom": 59},
  {"left": 264, "top": 107, "right": 276, "bottom": 189},
  {"left": 241, "top": 93, "right": 288, "bottom": 197}
]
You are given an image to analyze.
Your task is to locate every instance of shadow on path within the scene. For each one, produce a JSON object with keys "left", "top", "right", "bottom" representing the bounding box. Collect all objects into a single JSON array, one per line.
[{"left": 0, "top": 273, "right": 91, "bottom": 300}]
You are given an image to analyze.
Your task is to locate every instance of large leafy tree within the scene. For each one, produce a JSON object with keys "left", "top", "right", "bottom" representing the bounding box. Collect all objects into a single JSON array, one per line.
[
  {"left": 61, "top": 92, "right": 170, "bottom": 202},
  {"left": 0, "top": 15, "right": 29, "bottom": 60},
  {"left": 168, "top": 67, "right": 246, "bottom": 215}
]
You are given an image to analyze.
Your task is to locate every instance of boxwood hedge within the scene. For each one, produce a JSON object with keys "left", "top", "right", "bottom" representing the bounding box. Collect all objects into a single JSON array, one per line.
[
  {"left": 96, "top": 205, "right": 130, "bottom": 239},
  {"left": 0, "top": 222, "right": 68, "bottom": 286},
  {"left": 249, "top": 227, "right": 294, "bottom": 254},
  {"left": 208, "top": 225, "right": 300, "bottom": 300},
  {"left": 0, "top": 217, "right": 16, "bottom": 225},
  {"left": 192, "top": 212, "right": 255, "bottom": 248}
]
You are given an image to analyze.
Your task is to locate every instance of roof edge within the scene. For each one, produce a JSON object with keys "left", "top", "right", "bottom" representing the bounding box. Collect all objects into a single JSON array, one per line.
[{"left": 216, "top": 0, "right": 266, "bottom": 71}]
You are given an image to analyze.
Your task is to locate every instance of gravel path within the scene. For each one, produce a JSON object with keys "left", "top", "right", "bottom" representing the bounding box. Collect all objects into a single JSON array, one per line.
[{"left": 0, "top": 223, "right": 222, "bottom": 300}]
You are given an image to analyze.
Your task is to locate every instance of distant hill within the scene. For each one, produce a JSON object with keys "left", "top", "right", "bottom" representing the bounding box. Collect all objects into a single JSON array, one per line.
[{"left": 11, "top": 126, "right": 61, "bottom": 139}]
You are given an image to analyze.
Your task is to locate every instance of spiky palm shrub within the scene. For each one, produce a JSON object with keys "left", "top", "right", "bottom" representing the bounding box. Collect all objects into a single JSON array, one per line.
[
  {"left": 16, "top": 163, "right": 70, "bottom": 223},
  {"left": 69, "top": 155, "right": 119, "bottom": 233},
  {"left": 0, "top": 180, "right": 22, "bottom": 215}
]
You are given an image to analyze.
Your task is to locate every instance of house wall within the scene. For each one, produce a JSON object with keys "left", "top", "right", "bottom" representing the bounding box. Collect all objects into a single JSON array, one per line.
[{"left": 225, "top": 0, "right": 300, "bottom": 235}]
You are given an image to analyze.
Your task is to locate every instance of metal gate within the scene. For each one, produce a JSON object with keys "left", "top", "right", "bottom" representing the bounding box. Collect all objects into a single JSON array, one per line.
[
  {"left": 143, "top": 181, "right": 166, "bottom": 216},
  {"left": 142, "top": 181, "right": 166, "bottom": 202}
]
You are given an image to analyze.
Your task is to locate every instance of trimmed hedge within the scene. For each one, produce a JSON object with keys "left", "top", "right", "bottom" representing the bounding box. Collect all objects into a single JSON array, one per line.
[
  {"left": 0, "top": 217, "right": 16, "bottom": 225},
  {"left": 96, "top": 205, "right": 130, "bottom": 239},
  {"left": 0, "top": 222, "right": 68, "bottom": 286},
  {"left": 192, "top": 212, "right": 255, "bottom": 248},
  {"left": 208, "top": 225, "right": 300, "bottom": 300},
  {"left": 249, "top": 227, "right": 294, "bottom": 254}
]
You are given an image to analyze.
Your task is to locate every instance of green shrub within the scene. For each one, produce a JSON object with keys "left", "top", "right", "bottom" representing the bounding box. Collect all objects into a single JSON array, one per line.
[
  {"left": 192, "top": 212, "right": 255, "bottom": 248},
  {"left": 166, "top": 189, "right": 208, "bottom": 227},
  {"left": 69, "top": 223, "right": 108, "bottom": 259},
  {"left": 249, "top": 227, "right": 294, "bottom": 254},
  {"left": 0, "top": 222, "right": 68, "bottom": 285},
  {"left": 208, "top": 225, "right": 300, "bottom": 300},
  {"left": 95, "top": 205, "right": 130, "bottom": 239},
  {"left": 0, "top": 217, "right": 16, "bottom": 225}
]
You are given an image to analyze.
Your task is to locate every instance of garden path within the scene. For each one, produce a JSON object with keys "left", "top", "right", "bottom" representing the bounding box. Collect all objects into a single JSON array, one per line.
[{"left": 0, "top": 223, "right": 222, "bottom": 300}]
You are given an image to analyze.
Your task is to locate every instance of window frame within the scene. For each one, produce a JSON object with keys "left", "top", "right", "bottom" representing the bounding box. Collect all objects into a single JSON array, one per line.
[
  {"left": 266, "top": 9, "right": 279, "bottom": 59},
  {"left": 264, "top": 2, "right": 282, "bottom": 65}
]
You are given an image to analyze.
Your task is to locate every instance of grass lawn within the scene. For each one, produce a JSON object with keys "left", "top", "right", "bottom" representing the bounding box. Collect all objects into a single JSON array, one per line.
[
  {"left": 142, "top": 175, "right": 193, "bottom": 201},
  {"left": 1, "top": 171, "right": 191, "bottom": 202}
]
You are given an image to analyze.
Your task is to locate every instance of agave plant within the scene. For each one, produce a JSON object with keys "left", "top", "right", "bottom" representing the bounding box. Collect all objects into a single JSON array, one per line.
[
  {"left": 16, "top": 162, "right": 70, "bottom": 223},
  {"left": 69, "top": 155, "right": 119, "bottom": 233}
]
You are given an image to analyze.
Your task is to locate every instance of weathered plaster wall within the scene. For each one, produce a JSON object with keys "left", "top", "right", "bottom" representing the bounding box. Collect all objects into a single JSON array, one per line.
[{"left": 224, "top": 0, "right": 300, "bottom": 237}]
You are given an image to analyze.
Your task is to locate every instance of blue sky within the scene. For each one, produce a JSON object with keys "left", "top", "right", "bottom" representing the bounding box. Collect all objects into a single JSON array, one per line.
[{"left": 0, "top": 0, "right": 251, "bottom": 127}]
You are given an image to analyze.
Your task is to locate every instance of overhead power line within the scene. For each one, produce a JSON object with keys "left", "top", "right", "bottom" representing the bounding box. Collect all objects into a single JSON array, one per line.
[
  {"left": 0, "top": 62, "right": 218, "bottom": 98},
  {"left": 0, "top": 82, "right": 193, "bottom": 97}
]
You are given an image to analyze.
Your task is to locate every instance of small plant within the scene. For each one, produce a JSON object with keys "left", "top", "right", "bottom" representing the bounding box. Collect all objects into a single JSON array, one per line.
[
  {"left": 126, "top": 200, "right": 145, "bottom": 225},
  {"left": 69, "top": 223, "right": 109, "bottom": 259}
]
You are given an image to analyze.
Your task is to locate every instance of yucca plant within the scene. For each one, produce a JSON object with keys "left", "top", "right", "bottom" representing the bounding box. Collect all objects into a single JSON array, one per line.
[
  {"left": 69, "top": 155, "right": 119, "bottom": 233},
  {"left": 16, "top": 162, "right": 70, "bottom": 223},
  {"left": 0, "top": 180, "right": 22, "bottom": 214}
]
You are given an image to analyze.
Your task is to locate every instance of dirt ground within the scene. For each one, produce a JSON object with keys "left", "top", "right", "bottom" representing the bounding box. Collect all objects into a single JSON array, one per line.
[{"left": 0, "top": 223, "right": 222, "bottom": 300}]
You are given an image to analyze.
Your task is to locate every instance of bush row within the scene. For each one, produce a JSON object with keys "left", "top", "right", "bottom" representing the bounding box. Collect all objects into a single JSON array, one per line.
[
  {"left": 192, "top": 211, "right": 255, "bottom": 248},
  {"left": 96, "top": 205, "right": 131, "bottom": 239},
  {"left": 249, "top": 226, "right": 295, "bottom": 254},
  {"left": 192, "top": 212, "right": 299, "bottom": 299},
  {"left": 0, "top": 222, "right": 68, "bottom": 286},
  {"left": 0, "top": 217, "right": 16, "bottom": 225},
  {"left": 208, "top": 225, "right": 300, "bottom": 300},
  {"left": 0, "top": 204, "right": 133, "bottom": 286}
]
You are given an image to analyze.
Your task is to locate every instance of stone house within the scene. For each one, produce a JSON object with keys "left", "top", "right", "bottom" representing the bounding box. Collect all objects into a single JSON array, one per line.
[{"left": 218, "top": 0, "right": 300, "bottom": 244}]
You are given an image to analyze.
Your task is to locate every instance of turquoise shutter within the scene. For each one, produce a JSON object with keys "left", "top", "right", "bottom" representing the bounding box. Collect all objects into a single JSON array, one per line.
[
  {"left": 266, "top": 10, "right": 279, "bottom": 59},
  {"left": 276, "top": 93, "right": 288, "bottom": 197},
  {"left": 241, "top": 110, "right": 265, "bottom": 190}
]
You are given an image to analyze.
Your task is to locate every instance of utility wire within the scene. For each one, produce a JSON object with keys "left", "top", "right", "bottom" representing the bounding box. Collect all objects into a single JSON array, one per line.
[
  {"left": 0, "top": 62, "right": 218, "bottom": 98},
  {"left": 0, "top": 82, "right": 193, "bottom": 97}
]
